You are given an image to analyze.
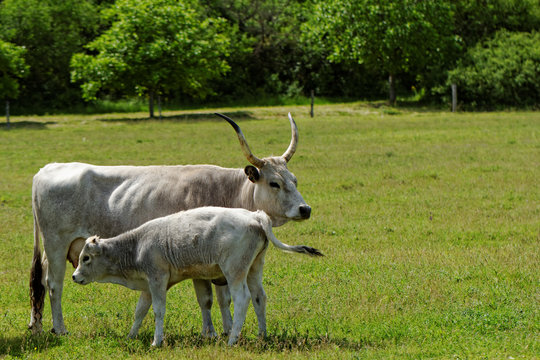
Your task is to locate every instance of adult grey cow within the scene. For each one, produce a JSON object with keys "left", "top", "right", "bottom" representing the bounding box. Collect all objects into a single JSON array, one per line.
[
  {"left": 72, "top": 207, "right": 322, "bottom": 346},
  {"left": 29, "top": 113, "right": 311, "bottom": 336}
]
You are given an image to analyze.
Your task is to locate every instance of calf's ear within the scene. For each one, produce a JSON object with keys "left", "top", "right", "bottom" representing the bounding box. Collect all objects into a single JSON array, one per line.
[
  {"left": 86, "top": 236, "right": 102, "bottom": 255},
  {"left": 244, "top": 165, "right": 260, "bottom": 183}
]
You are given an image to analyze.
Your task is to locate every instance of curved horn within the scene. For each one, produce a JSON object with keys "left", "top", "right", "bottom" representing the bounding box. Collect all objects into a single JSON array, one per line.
[
  {"left": 282, "top": 112, "right": 299, "bottom": 162},
  {"left": 215, "top": 113, "right": 265, "bottom": 168}
]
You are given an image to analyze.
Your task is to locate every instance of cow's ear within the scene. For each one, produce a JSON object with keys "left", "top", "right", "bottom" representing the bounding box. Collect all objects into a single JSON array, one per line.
[{"left": 244, "top": 165, "right": 260, "bottom": 183}]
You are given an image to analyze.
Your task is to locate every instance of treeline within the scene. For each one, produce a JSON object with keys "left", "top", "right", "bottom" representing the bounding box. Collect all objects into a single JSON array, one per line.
[{"left": 1, "top": 0, "right": 539, "bottom": 115}]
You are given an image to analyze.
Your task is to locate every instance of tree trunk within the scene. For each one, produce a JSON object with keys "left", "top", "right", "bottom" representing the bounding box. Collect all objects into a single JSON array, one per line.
[
  {"left": 388, "top": 74, "right": 396, "bottom": 106},
  {"left": 148, "top": 91, "right": 155, "bottom": 118}
]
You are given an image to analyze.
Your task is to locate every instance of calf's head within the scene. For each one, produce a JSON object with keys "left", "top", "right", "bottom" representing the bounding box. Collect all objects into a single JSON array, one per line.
[
  {"left": 216, "top": 113, "right": 311, "bottom": 226},
  {"left": 72, "top": 236, "right": 106, "bottom": 285}
]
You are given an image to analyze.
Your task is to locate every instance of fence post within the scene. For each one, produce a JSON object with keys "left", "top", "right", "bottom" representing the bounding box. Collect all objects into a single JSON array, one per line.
[
  {"left": 451, "top": 83, "right": 457, "bottom": 112},
  {"left": 158, "top": 95, "right": 162, "bottom": 120},
  {"left": 6, "top": 100, "right": 10, "bottom": 129},
  {"left": 310, "top": 90, "right": 314, "bottom": 118}
]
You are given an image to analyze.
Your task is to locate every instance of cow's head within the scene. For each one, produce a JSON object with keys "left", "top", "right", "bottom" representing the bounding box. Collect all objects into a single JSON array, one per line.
[
  {"left": 72, "top": 236, "right": 106, "bottom": 285},
  {"left": 216, "top": 113, "right": 311, "bottom": 227}
]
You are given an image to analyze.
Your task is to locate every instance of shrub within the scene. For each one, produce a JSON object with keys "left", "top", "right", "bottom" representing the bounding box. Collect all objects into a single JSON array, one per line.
[{"left": 447, "top": 31, "right": 540, "bottom": 109}]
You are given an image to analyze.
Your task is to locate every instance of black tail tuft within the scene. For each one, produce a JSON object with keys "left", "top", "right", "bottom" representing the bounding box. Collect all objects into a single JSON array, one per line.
[
  {"left": 29, "top": 248, "right": 45, "bottom": 329},
  {"left": 301, "top": 246, "right": 324, "bottom": 257}
]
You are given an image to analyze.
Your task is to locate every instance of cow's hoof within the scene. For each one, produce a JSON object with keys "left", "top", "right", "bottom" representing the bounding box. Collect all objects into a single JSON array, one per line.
[{"left": 28, "top": 323, "right": 43, "bottom": 335}]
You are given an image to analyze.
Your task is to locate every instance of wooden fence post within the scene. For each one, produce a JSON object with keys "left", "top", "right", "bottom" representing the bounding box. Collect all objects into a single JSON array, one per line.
[
  {"left": 451, "top": 83, "right": 457, "bottom": 112},
  {"left": 310, "top": 90, "right": 314, "bottom": 118},
  {"left": 6, "top": 100, "right": 10, "bottom": 129},
  {"left": 158, "top": 95, "right": 162, "bottom": 120}
]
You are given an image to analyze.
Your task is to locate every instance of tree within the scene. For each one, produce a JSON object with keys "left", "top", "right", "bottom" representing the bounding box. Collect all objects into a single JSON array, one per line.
[
  {"left": 0, "top": 0, "right": 101, "bottom": 111},
  {"left": 201, "top": 0, "right": 307, "bottom": 99},
  {"left": 453, "top": 0, "right": 540, "bottom": 48},
  {"left": 306, "top": 0, "right": 458, "bottom": 105},
  {"left": 0, "top": 40, "right": 29, "bottom": 126},
  {"left": 71, "top": 0, "right": 230, "bottom": 118}
]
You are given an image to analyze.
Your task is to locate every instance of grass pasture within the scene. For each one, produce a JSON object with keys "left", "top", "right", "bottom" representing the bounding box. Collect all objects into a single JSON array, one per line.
[{"left": 0, "top": 103, "right": 539, "bottom": 359}]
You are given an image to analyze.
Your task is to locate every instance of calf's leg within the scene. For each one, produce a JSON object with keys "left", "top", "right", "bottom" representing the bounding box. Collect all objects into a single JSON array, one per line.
[
  {"left": 129, "top": 291, "right": 152, "bottom": 338},
  {"left": 148, "top": 277, "right": 168, "bottom": 346},
  {"left": 227, "top": 280, "right": 251, "bottom": 346},
  {"left": 246, "top": 252, "right": 267, "bottom": 338},
  {"left": 193, "top": 279, "right": 217, "bottom": 338}
]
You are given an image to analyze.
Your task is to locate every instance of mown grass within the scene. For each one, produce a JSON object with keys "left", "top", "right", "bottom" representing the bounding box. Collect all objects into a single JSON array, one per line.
[{"left": 0, "top": 103, "right": 538, "bottom": 359}]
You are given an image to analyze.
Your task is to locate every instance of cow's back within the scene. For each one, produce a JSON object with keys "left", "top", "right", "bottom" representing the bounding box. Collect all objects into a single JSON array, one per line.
[{"left": 33, "top": 163, "right": 247, "bottom": 242}]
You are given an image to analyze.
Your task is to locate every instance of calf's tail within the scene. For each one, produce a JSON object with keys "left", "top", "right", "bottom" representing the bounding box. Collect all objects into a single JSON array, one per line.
[
  {"left": 255, "top": 211, "right": 323, "bottom": 257},
  {"left": 29, "top": 207, "right": 46, "bottom": 333}
]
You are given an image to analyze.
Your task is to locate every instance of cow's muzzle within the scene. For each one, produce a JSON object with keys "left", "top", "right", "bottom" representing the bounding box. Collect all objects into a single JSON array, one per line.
[{"left": 299, "top": 205, "right": 311, "bottom": 219}]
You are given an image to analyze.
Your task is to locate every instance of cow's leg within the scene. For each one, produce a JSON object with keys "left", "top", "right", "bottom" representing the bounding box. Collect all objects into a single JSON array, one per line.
[
  {"left": 215, "top": 285, "right": 232, "bottom": 335},
  {"left": 43, "top": 247, "right": 68, "bottom": 335},
  {"left": 246, "top": 252, "right": 267, "bottom": 338},
  {"left": 128, "top": 291, "right": 152, "bottom": 339},
  {"left": 148, "top": 277, "right": 168, "bottom": 347},
  {"left": 227, "top": 280, "right": 250, "bottom": 346},
  {"left": 193, "top": 279, "right": 217, "bottom": 338}
]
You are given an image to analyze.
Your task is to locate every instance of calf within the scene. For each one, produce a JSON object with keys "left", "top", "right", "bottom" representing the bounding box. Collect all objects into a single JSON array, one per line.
[{"left": 72, "top": 207, "right": 322, "bottom": 346}]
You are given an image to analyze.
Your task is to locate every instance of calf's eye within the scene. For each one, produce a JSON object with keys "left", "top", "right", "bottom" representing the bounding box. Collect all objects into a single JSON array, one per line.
[
  {"left": 82, "top": 256, "right": 90, "bottom": 263},
  {"left": 269, "top": 182, "right": 280, "bottom": 189}
]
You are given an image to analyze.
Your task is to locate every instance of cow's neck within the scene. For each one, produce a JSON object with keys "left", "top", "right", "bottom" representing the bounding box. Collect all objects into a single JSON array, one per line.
[
  {"left": 101, "top": 233, "right": 138, "bottom": 274},
  {"left": 209, "top": 168, "right": 256, "bottom": 211},
  {"left": 237, "top": 178, "right": 256, "bottom": 211}
]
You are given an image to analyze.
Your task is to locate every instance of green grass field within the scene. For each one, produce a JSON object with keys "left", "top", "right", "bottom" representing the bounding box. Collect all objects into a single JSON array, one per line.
[{"left": 1, "top": 103, "right": 538, "bottom": 359}]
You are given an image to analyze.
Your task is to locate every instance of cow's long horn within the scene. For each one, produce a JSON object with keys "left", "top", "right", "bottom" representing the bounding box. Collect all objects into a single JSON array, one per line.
[
  {"left": 282, "top": 113, "right": 298, "bottom": 162},
  {"left": 215, "top": 113, "right": 266, "bottom": 168}
]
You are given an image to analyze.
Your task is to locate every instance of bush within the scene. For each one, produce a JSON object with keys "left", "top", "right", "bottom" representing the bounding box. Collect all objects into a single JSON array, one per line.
[{"left": 447, "top": 31, "right": 540, "bottom": 109}]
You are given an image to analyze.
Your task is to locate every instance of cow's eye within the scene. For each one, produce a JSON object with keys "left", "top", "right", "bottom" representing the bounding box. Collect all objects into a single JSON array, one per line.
[
  {"left": 82, "top": 256, "right": 90, "bottom": 263},
  {"left": 269, "top": 182, "right": 280, "bottom": 189}
]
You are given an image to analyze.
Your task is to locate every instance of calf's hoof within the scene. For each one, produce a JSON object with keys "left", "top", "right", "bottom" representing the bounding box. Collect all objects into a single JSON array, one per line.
[
  {"left": 202, "top": 329, "right": 217, "bottom": 339},
  {"left": 227, "top": 336, "right": 239, "bottom": 346},
  {"left": 50, "top": 327, "right": 68, "bottom": 336}
]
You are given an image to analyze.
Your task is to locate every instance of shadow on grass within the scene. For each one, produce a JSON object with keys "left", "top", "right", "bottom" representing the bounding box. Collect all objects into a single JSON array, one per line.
[
  {"left": 99, "top": 110, "right": 255, "bottom": 124},
  {"left": 1, "top": 328, "right": 367, "bottom": 356},
  {"left": 0, "top": 332, "right": 62, "bottom": 357},
  {"left": 123, "top": 329, "right": 366, "bottom": 354},
  {"left": 0, "top": 121, "right": 55, "bottom": 130}
]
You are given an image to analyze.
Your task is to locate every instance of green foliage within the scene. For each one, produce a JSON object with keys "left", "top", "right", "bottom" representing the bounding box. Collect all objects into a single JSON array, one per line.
[
  {"left": 453, "top": 0, "right": 540, "bottom": 47},
  {"left": 71, "top": 0, "right": 230, "bottom": 104},
  {"left": 1, "top": 105, "right": 539, "bottom": 358},
  {"left": 200, "top": 0, "right": 307, "bottom": 99},
  {"left": 0, "top": 40, "right": 29, "bottom": 100},
  {"left": 306, "top": 0, "right": 459, "bottom": 103},
  {"left": 0, "top": 0, "right": 101, "bottom": 109},
  {"left": 2, "top": 0, "right": 540, "bottom": 112},
  {"left": 447, "top": 31, "right": 540, "bottom": 108}
]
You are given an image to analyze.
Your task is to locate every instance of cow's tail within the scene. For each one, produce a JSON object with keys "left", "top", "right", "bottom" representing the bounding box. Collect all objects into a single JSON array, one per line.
[
  {"left": 29, "top": 206, "right": 45, "bottom": 334},
  {"left": 256, "top": 211, "right": 324, "bottom": 257}
]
